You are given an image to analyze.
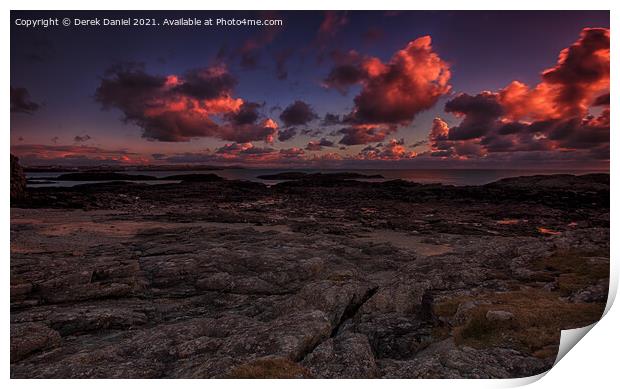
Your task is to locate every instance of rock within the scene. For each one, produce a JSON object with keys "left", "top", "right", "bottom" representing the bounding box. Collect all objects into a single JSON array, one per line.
[
  {"left": 568, "top": 278, "right": 610, "bottom": 303},
  {"left": 9, "top": 173, "right": 609, "bottom": 378},
  {"left": 379, "top": 338, "right": 550, "bottom": 378},
  {"left": 10, "top": 154, "right": 27, "bottom": 201},
  {"left": 486, "top": 310, "right": 515, "bottom": 322},
  {"left": 224, "top": 357, "right": 312, "bottom": 378},
  {"left": 11, "top": 322, "right": 61, "bottom": 362},
  {"left": 302, "top": 333, "right": 379, "bottom": 378}
]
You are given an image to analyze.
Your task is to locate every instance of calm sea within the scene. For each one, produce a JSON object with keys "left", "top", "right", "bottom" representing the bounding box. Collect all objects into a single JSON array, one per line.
[{"left": 26, "top": 168, "right": 608, "bottom": 188}]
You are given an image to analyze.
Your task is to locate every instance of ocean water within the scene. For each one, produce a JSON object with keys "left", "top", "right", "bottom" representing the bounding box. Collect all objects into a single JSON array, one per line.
[{"left": 26, "top": 168, "right": 608, "bottom": 188}]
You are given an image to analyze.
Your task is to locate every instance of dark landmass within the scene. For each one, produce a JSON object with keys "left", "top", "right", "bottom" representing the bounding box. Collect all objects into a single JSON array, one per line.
[
  {"left": 50, "top": 172, "right": 224, "bottom": 183},
  {"left": 10, "top": 171, "right": 609, "bottom": 378},
  {"left": 55, "top": 172, "right": 159, "bottom": 181},
  {"left": 10, "top": 155, "right": 26, "bottom": 201},
  {"left": 159, "top": 173, "right": 224, "bottom": 182},
  {"left": 258, "top": 172, "right": 384, "bottom": 180}
]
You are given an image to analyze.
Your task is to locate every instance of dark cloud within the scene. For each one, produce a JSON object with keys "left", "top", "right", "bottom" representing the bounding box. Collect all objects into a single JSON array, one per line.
[
  {"left": 278, "top": 127, "right": 297, "bottom": 142},
  {"left": 444, "top": 92, "right": 504, "bottom": 140},
  {"left": 225, "top": 102, "right": 261, "bottom": 125},
  {"left": 322, "top": 50, "right": 366, "bottom": 93},
  {"left": 11, "top": 87, "right": 40, "bottom": 114},
  {"left": 173, "top": 67, "right": 237, "bottom": 100},
  {"left": 73, "top": 134, "right": 92, "bottom": 143},
  {"left": 216, "top": 142, "right": 275, "bottom": 156},
  {"left": 279, "top": 100, "right": 318, "bottom": 127},
  {"left": 338, "top": 126, "right": 394, "bottom": 146},
  {"left": 301, "top": 128, "right": 324, "bottom": 137},
  {"left": 593, "top": 93, "right": 610, "bottom": 106},
  {"left": 306, "top": 137, "right": 335, "bottom": 151},
  {"left": 322, "top": 113, "right": 342, "bottom": 126},
  {"left": 95, "top": 63, "right": 278, "bottom": 143},
  {"left": 357, "top": 138, "right": 416, "bottom": 160}
]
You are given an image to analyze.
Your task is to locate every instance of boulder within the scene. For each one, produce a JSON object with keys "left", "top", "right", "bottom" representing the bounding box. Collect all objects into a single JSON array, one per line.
[{"left": 486, "top": 310, "right": 515, "bottom": 322}]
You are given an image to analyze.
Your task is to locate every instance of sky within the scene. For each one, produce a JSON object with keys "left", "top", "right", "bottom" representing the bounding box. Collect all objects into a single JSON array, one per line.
[{"left": 10, "top": 10, "right": 610, "bottom": 169}]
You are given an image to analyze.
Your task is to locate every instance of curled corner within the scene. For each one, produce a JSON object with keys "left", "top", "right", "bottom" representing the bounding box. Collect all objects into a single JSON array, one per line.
[
  {"left": 499, "top": 324, "right": 599, "bottom": 387},
  {"left": 554, "top": 323, "right": 597, "bottom": 365}
]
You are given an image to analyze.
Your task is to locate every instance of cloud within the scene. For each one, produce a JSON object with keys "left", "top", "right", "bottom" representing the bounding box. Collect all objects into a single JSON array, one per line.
[
  {"left": 357, "top": 138, "right": 416, "bottom": 160},
  {"left": 11, "top": 87, "right": 40, "bottom": 114},
  {"left": 11, "top": 144, "right": 144, "bottom": 166},
  {"left": 216, "top": 142, "right": 274, "bottom": 156},
  {"left": 317, "top": 11, "right": 348, "bottom": 43},
  {"left": 278, "top": 127, "right": 297, "bottom": 142},
  {"left": 324, "top": 36, "right": 451, "bottom": 145},
  {"left": 225, "top": 101, "right": 261, "bottom": 125},
  {"left": 425, "top": 28, "right": 609, "bottom": 162},
  {"left": 322, "top": 113, "right": 342, "bottom": 126},
  {"left": 235, "top": 14, "right": 282, "bottom": 70},
  {"left": 410, "top": 139, "right": 428, "bottom": 148},
  {"left": 73, "top": 134, "right": 92, "bottom": 143},
  {"left": 301, "top": 128, "right": 324, "bottom": 137},
  {"left": 338, "top": 125, "right": 394, "bottom": 146},
  {"left": 279, "top": 147, "right": 305, "bottom": 159},
  {"left": 95, "top": 63, "right": 278, "bottom": 143},
  {"left": 444, "top": 92, "right": 504, "bottom": 140},
  {"left": 323, "top": 50, "right": 366, "bottom": 93},
  {"left": 306, "top": 138, "right": 335, "bottom": 151},
  {"left": 279, "top": 100, "right": 318, "bottom": 127},
  {"left": 593, "top": 93, "right": 610, "bottom": 106},
  {"left": 498, "top": 28, "right": 609, "bottom": 121}
]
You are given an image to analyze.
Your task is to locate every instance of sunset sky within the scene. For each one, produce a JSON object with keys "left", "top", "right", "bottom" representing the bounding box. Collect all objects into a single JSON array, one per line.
[{"left": 10, "top": 11, "right": 610, "bottom": 168}]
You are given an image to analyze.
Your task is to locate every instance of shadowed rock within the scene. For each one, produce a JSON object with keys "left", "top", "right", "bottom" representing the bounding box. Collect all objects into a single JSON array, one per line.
[{"left": 11, "top": 154, "right": 27, "bottom": 201}]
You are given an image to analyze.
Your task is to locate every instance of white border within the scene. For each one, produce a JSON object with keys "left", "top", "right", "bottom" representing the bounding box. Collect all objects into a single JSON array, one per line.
[{"left": 4, "top": 2, "right": 617, "bottom": 388}]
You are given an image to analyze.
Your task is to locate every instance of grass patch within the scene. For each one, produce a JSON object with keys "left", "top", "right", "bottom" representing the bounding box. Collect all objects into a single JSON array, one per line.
[
  {"left": 453, "top": 289, "right": 605, "bottom": 356},
  {"left": 531, "top": 249, "right": 609, "bottom": 295},
  {"left": 433, "top": 295, "right": 472, "bottom": 317},
  {"left": 225, "top": 357, "right": 312, "bottom": 379}
]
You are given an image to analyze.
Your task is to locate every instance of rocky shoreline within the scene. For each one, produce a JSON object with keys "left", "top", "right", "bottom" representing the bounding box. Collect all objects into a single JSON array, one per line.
[{"left": 10, "top": 172, "right": 609, "bottom": 378}]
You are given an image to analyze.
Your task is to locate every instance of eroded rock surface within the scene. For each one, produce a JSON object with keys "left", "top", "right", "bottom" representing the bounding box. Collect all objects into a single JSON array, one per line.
[{"left": 10, "top": 174, "right": 609, "bottom": 378}]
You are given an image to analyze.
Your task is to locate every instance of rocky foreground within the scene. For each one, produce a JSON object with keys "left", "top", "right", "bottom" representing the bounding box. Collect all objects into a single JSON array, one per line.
[{"left": 10, "top": 173, "right": 609, "bottom": 378}]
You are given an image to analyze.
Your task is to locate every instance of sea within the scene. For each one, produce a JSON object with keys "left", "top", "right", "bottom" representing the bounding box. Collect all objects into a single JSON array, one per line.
[{"left": 25, "top": 168, "right": 609, "bottom": 188}]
